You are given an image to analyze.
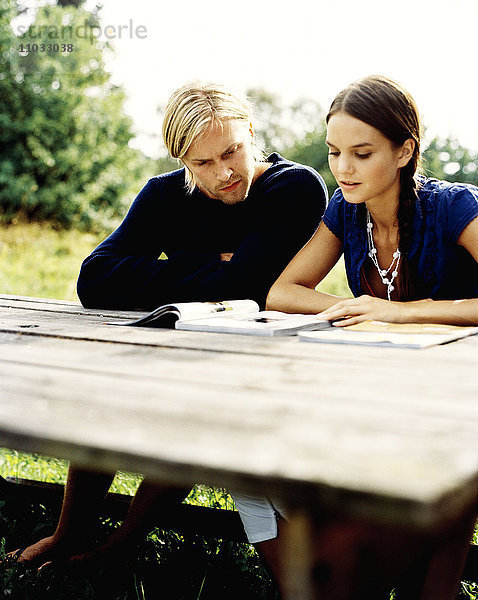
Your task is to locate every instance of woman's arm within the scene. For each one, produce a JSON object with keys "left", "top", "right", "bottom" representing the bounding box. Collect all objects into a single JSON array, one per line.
[
  {"left": 266, "top": 222, "right": 347, "bottom": 314},
  {"left": 317, "top": 216, "right": 478, "bottom": 326},
  {"left": 316, "top": 296, "right": 478, "bottom": 326}
]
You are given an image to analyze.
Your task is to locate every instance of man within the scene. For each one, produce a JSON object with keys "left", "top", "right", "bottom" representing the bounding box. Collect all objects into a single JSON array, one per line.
[
  {"left": 77, "top": 82, "right": 326, "bottom": 311},
  {"left": 13, "top": 82, "right": 327, "bottom": 593}
]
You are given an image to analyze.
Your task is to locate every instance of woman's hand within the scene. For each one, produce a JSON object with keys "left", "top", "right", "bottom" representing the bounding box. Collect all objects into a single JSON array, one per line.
[{"left": 317, "top": 295, "right": 411, "bottom": 326}]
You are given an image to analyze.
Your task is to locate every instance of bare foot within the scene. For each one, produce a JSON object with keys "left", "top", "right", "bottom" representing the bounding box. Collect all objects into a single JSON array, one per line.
[{"left": 6, "top": 535, "right": 81, "bottom": 568}]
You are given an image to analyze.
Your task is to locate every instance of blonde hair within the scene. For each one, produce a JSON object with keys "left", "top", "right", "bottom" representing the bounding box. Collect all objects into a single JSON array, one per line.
[{"left": 162, "top": 82, "right": 264, "bottom": 193}]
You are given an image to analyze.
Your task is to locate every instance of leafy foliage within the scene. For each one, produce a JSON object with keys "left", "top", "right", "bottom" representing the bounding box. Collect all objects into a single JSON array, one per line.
[
  {"left": 423, "top": 136, "right": 478, "bottom": 187},
  {"left": 285, "top": 127, "right": 337, "bottom": 198},
  {"left": 0, "top": 1, "right": 153, "bottom": 231},
  {"left": 247, "top": 88, "right": 478, "bottom": 202},
  {"left": 2, "top": 1, "right": 477, "bottom": 234},
  {"left": 247, "top": 88, "right": 322, "bottom": 153}
]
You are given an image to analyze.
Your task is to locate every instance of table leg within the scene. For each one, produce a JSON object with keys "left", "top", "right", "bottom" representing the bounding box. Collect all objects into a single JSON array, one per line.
[
  {"left": 280, "top": 508, "right": 435, "bottom": 600},
  {"left": 280, "top": 504, "right": 477, "bottom": 600},
  {"left": 395, "top": 512, "right": 477, "bottom": 600},
  {"left": 281, "top": 508, "right": 316, "bottom": 600}
]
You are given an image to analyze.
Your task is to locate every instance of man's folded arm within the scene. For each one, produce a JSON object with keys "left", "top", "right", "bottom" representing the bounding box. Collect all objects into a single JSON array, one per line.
[
  {"left": 172, "top": 175, "right": 327, "bottom": 308},
  {"left": 77, "top": 177, "right": 221, "bottom": 309},
  {"left": 77, "top": 248, "right": 222, "bottom": 310},
  {"left": 77, "top": 171, "right": 326, "bottom": 310}
]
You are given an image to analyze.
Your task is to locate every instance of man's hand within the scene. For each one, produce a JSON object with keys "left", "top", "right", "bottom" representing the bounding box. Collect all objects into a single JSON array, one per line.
[
  {"left": 317, "top": 295, "right": 411, "bottom": 326},
  {"left": 220, "top": 252, "right": 234, "bottom": 262}
]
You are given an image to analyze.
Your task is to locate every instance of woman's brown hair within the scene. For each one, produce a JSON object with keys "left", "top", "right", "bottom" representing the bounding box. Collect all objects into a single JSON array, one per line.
[{"left": 326, "top": 75, "right": 421, "bottom": 299}]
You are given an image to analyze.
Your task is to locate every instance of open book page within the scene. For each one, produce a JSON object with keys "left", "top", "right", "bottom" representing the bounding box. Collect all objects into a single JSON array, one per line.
[
  {"left": 175, "top": 311, "right": 334, "bottom": 336},
  {"left": 299, "top": 320, "right": 478, "bottom": 348},
  {"left": 169, "top": 300, "right": 259, "bottom": 322},
  {"left": 109, "top": 300, "right": 259, "bottom": 327}
]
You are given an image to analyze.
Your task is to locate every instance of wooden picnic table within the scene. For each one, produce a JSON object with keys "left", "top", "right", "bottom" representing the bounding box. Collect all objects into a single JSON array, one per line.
[{"left": 1, "top": 293, "right": 477, "bottom": 598}]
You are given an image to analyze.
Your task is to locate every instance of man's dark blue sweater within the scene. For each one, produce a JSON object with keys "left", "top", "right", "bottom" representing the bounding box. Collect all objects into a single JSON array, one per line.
[{"left": 77, "top": 153, "right": 327, "bottom": 310}]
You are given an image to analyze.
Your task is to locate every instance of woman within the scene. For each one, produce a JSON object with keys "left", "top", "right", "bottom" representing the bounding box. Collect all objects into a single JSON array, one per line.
[
  {"left": 266, "top": 75, "right": 478, "bottom": 599},
  {"left": 267, "top": 75, "right": 478, "bottom": 326}
]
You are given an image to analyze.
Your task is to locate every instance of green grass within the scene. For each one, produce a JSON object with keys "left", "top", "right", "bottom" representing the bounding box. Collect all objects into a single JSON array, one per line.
[
  {"left": 0, "top": 450, "right": 68, "bottom": 485},
  {"left": 0, "top": 449, "right": 142, "bottom": 496},
  {"left": 0, "top": 448, "right": 234, "bottom": 509},
  {"left": 0, "top": 223, "right": 103, "bottom": 301}
]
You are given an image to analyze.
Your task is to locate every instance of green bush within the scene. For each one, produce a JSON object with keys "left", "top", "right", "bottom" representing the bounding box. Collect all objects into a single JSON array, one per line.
[{"left": 0, "top": 3, "right": 154, "bottom": 231}]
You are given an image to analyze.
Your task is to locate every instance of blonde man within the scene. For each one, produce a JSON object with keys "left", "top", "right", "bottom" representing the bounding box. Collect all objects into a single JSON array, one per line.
[
  {"left": 78, "top": 81, "right": 326, "bottom": 310},
  {"left": 12, "top": 82, "right": 327, "bottom": 594}
]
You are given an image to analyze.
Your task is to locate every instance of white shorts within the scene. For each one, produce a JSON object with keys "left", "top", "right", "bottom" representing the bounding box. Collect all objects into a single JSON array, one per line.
[{"left": 230, "top": 491, "right": 288, "bottom": 544}]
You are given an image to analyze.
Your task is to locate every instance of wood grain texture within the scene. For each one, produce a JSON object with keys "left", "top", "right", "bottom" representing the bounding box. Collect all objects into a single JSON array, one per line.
[{"left": 1, "top": 296, "right": 477, "bottom": 530}]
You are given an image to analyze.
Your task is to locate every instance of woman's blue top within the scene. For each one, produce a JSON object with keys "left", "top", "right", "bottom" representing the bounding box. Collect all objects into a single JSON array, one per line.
[{"left": 322, "top": 178, "right": 478, "bottom": 300}]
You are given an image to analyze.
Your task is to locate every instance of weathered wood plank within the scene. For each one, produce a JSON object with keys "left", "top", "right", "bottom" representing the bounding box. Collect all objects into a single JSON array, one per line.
[
  {"left": 0, "top": 294, "right": 81, "bottom": 306},
  {"left": 1, "top": 349, "right": 478, "bottom": 528},
  {"left": 2, "top": 303, "right": 478, "bottom": 366},
  {"left": 0, "top": 334, "right": 476, "bottom": 412},
  {"left": 0, "top": 294, "right": 145, "bottom": 319},
  {"left": 1, "top": 296, "right": 477, "bottom": 532}
]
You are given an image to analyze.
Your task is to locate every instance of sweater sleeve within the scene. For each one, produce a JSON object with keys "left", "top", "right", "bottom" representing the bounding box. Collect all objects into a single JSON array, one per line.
[
  {"left": 170, "top": 168, "right": 327, "bottom": 308},
  {"left": 77, "top": 176, "right": 220, "bottom": 309}
]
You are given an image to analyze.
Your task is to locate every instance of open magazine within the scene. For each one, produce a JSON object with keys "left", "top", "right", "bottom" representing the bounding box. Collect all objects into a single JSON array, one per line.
[
  {"left": 299, "top": 321, "right": 478, "bottom": 349},
  {"left": 109, "top": 299, "right": 335, "bottom": 337}
]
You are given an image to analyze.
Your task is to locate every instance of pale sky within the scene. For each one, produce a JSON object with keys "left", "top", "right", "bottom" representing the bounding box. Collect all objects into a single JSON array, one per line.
[{"left": 70, "top": 0, "right": 478, "bottom": 158}]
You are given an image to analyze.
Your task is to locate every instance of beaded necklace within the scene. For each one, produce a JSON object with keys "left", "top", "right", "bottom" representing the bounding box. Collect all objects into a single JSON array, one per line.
[{"left": 366, "top": 209, "right": 401, "bottom": 301}]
